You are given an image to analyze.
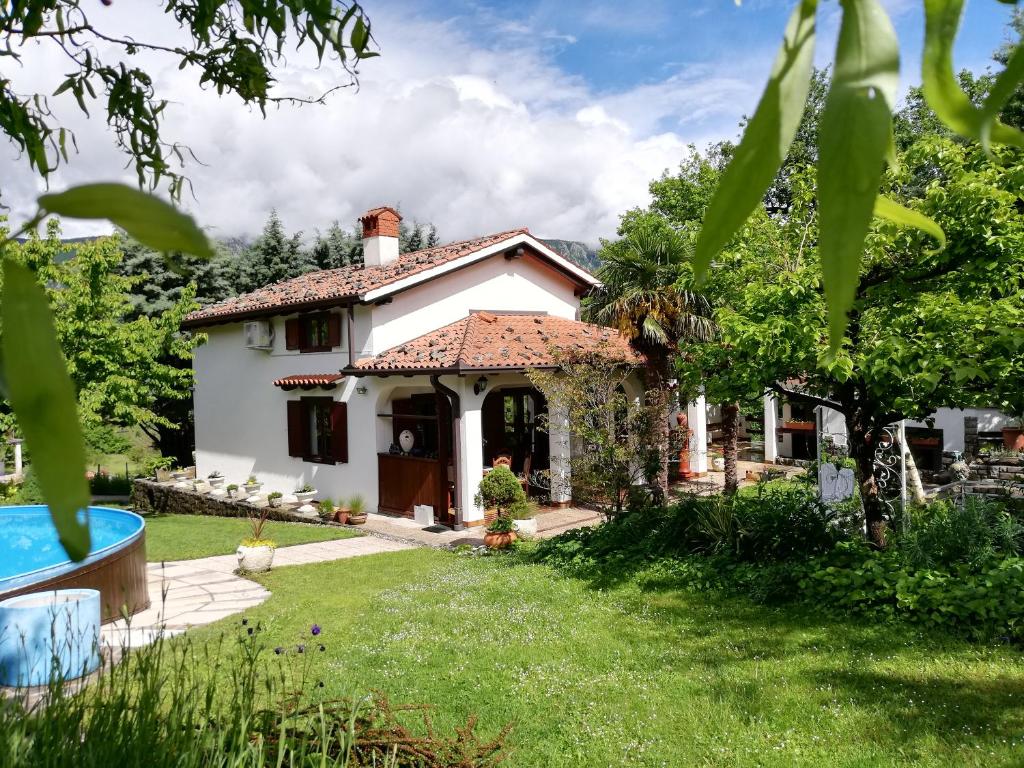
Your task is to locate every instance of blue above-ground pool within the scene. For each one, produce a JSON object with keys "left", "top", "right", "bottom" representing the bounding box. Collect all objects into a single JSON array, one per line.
[{"left": 0, "top": 505, "right": 149, "bottom": 623}]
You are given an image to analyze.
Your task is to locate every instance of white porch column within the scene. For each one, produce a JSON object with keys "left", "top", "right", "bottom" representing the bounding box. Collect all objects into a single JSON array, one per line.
[
  {"left": 10, "top": 439, "right": 24, "bottom": 478},
  {"left": 457, "top": 380, "right": 486, "bottom": 528},
  {"left": 687, "top": 394, "right": 708, "bottom": 476},
  {"left": 548, "top": 402, "right": 572, "bottom": 504},
  {"left": 763, "top": 393, "right": 779, "bottom": 464}
]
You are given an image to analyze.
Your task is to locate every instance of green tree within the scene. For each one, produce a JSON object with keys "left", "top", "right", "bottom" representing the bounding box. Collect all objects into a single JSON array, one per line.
[
  {"left": 717, "top": 139, "right": 1024, "bottom": 545},
  {"left": 0, "top": 221, "right": 198, "bottom": 446},
  {"left": 236, "top": 210, "right": 316, "bottom": 293},
  {"left": 586, "top": 221, "right": 713, "bottom": 496}
]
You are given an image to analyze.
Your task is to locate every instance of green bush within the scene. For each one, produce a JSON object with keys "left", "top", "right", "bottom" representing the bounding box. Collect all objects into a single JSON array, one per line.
[
  {"left": 474, "top": 467, "right": 525, "bottom": 516},
  {"left": 891, "top": 497, "right": 1023, "bottom": 569},
  {"left": 89, "top": 472, "right": 132, "bottom": 495}
]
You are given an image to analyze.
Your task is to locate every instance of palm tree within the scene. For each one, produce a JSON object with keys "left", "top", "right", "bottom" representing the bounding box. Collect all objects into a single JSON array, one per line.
[{"left": 586, "top": 223, "right": 714, "bottom": 496}]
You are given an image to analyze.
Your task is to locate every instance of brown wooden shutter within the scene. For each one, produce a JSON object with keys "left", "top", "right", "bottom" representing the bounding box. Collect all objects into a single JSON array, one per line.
[
  {"left": 285, "top": 318, "right": 301, "bottom": 350},
  {"left": 326, "top": 313, "right": 342, "bottom": 349},
  {"left": 287, "top": 400, "right": 306, "bottom": 457},
  {"left": 331, "top": 401, "right": 348, "bottom": 463}
]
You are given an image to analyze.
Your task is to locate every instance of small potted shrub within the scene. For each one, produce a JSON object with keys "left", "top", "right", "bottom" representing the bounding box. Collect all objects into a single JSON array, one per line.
[
  {"left": 347, "top": 494, "right": 368, "bottom": 525},
  {"left": 243, "top": 474, "right": 262, "bottom": 499},
  {"left": 207, "top": 471, "right": 224, "bottom": 490},
  {"left": 318, "top": 497, "right": 335, "bottom": 523},
  {"left": 267, "top": 491, "right": 284, "bottom": 508},
  {"left": 483, "top": 514, "right": 516, "bottom": 549},
  {"left": 295, "top": 483, "right": 317, "bottom": 513},
  {"left": 509, "top": 499, "right": 539, "bottom": 539},
  {"left": 226, "top": 483, "right": 240, "bottom": 498},
  {"left": 237, "top": 508, "right": 275, "bottom": 572},
  {"left": 475, "top": 466, "right": 526, "bottom": 524}
]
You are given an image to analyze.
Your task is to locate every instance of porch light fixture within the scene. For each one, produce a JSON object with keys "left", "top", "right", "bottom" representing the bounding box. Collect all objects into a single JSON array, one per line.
[
  {"left": 355, "top": 384, "right": 368, "bottom": 395},
  {"left": 473, "top": 376, "right": 488, "bottom": 395}
]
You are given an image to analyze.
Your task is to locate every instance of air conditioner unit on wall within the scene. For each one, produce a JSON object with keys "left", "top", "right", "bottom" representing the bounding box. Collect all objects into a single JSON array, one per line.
[{"left": 243, "top": 319, "right": 274, "bottom": 350}]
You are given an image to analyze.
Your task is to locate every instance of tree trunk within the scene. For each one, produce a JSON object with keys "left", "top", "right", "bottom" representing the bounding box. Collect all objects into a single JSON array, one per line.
[
  {"left": 722, "top": 402, "right": 740, "bottom": 495},
  {"left": 904, "top": 442, "right": 926, "bottom": 505},
  {"left": 847, "top": 417, "right": 887, "bottom": 548},
  {"left": 644, "top": 352, "right": 672, "bottom": 497}
]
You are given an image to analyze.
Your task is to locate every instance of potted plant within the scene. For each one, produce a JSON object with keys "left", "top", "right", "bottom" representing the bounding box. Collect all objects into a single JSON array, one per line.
[
  {"left": 226, "top": 483, "right": 240, "bottom": 498},
  {"left": 347, "top": 494, "right": 367, "bottom": 524},
  {"left": 243, "top": 474, "right": 262, "bottom": 500},
  {"left": 237, "top": 508, "right": 275, "bottom": 573},
  {"left": 267, "top": 491, "right": 284, "bottom": 508},
  {"left": 295, "top": 483, "right": 317, "bottom": 513},
  {"left": 483, "top": 514, "right": 517, "bottom": 549},
  {"left": 207, "top": 471, "right": 225, "bottom": 489},
  {"left": 509, "top": 499, "right": 539, "bottom": 539},
  {"left": 475, "top": 466, "right": 526, "bottom": 523},
  {"left": 335, "top": 496, "right": 352, "bottom": 524},
  {"left": 318, "top": 497, "right": 335, "bottom": 523}
]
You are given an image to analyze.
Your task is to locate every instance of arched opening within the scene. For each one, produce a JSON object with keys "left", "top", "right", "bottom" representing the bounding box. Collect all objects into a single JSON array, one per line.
[{"left": 481, "top": 386, "right": 549, "bottom": 489}]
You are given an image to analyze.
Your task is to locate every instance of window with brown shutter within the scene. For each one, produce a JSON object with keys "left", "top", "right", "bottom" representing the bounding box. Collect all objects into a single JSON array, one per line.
[
  {"left": 286, "top": 397, "right": 348, "bottom": 464},
  {"left": 286, "top": 312, "right": 343, "bottom": 353}
]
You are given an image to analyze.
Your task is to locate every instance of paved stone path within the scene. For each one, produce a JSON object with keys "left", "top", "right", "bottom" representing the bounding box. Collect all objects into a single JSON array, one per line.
[{"left": 101, "top": 535, "right": 412, "bottom": 648}]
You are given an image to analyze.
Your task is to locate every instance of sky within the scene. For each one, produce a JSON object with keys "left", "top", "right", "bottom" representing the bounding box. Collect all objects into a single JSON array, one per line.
[{"left": 1, "top": 0, "right": 1016, "bottom": 246}]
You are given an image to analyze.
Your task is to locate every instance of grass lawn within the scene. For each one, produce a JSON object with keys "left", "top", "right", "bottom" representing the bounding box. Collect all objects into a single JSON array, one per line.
[
  {"left": 190, "top": 548, "right": 1024, "bottom": 767},
  {"left": 143, "top": 514, "right": 359, "bottom": 562}
]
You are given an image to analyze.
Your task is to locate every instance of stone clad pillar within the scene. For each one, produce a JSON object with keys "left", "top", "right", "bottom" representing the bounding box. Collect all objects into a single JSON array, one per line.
[
  {"left": 764, "top": 393, "right": 779, "bottom": 464},
  {"left": 548, "top": 402, "right": 572, "bottom": 505},
  {"left": 687, "top": 394, "right": 708, "bottom": 476}
]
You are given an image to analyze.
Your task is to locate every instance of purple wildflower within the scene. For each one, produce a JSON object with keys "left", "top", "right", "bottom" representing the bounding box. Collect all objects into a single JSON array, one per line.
[
  {"left": 311, "top": 624, "right": 321, "bottom": 636},
  {"left": 274, "top": 646, "right": 284, "bottom": 655}
]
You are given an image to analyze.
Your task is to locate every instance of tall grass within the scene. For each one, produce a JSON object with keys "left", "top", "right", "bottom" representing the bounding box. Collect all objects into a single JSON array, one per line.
[{"left": 0, "top": 617, "right": 508, "bottom": 767}]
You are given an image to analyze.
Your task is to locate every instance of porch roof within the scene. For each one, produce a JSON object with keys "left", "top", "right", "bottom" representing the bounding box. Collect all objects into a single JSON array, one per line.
[
  {"left": 272, "top": 373, "right": 344, "bottom": 390},
  {"left": 350, "top": 311, "right": 639, "bottom": 374}
]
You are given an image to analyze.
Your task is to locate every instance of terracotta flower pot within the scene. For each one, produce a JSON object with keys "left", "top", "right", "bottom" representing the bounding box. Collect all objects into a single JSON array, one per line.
[
  {"left": 334, "top": 509, "right": 350, "bottom": 524},
  {"left": 1003, "top": 427, "right": 1024, "bottom": 451},
  {"left": 348, "top": 513, "right": 367, "bottom": 525},
  {"left": 484, "top": 531, "right": 517, "bottom": 549}
]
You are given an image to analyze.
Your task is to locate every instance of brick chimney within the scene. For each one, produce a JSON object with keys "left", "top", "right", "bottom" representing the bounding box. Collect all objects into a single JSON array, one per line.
[{"left": 359, "top": 206, "right": 402, "bottom": 267}]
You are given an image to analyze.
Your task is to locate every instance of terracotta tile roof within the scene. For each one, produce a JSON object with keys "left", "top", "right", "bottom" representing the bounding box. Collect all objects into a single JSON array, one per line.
[
  {"left": 273, "top": 374, "right": 344, "bottom": 388},
  {"left": 353, "top": 312, "right": 640, "bottom": 373},
  {"left": 184, "top": 229, "right": 531, "bottom": 326}
]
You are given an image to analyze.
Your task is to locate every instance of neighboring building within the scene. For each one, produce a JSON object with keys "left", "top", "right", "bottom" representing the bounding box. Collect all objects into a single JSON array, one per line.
[
  {"left": 183, "top": 207, "right": 644, "bottom": 529},
  {"left": 763, "top": 392, "right": 1015, "bottom": 469}
]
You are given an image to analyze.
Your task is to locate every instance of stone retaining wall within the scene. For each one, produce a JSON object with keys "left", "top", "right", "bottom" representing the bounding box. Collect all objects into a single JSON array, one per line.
[
  {"left": 131, "top": 479, "right": 324, "bottom": 524},
  {"left": 970, "top": 456, "right": 1024, "bottom": 483}
]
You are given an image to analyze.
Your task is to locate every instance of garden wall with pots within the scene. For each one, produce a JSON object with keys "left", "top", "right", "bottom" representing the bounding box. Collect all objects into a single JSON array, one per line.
[{"left": 131, "top": 479, "right": 323, "bottom": 524}]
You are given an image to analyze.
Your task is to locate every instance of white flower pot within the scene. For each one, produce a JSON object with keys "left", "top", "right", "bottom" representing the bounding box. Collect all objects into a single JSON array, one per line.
[
  {"left": 208, "top": 476, "right": 224, "bottom": 489},
  {"left": 712, "top": 457, "right": 726, "bottom": 472},
  {"left": 244, "top": 483, "right": 262, "bottom": 501},
  {"left": 295, "top": 491, "right": 317, "bottom": 514},
  {"left": 268, "top": 497, "right": 283, "bottom": 508},
  {"left": 237, "top": 544, "right": 275, "bottom": 573},
  {"left": 513, "top": 518, "right": 538, "bottom": 539}
]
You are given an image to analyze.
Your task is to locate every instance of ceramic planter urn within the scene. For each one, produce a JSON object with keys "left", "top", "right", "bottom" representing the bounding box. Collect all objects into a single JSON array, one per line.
[
  {"left": 484, "top": 531, "right": 517, "bottom": 549},
  {"left": 512, "top": 518, "right": 537, "bottom": 539},
  {"left": 237, "top": 544, "right": 274, "bottom": 573}
]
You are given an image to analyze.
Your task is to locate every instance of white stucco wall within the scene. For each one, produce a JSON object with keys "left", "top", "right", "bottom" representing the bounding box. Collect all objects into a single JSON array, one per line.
[{"left": 367, "top": 255, "right": 580, "bottom": 355}]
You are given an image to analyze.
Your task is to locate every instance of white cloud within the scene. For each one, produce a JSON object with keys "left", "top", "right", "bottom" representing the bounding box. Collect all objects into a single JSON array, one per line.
[{"left": 0, "top": 1, "right": 765, "bottom": 245}]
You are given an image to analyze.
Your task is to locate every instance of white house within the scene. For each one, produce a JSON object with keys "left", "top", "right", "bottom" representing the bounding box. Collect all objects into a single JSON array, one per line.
[{"left": 183, "top": 207, "right": 651, "bottom": 529}]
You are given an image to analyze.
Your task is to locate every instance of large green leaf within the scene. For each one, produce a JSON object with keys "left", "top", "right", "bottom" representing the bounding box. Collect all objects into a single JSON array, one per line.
[
  {"left": 818, "top": 0, "right": 899, "bottom": 351},
  {"left": 1, "top": 259, "right": 90, "bottom": 560},
  {"left": 922, "top": 0, "right": 1024, "bottom": 149},
  {"left": 873, "top": 196, "right": 946, "bottom": 253},
  {"left": 37, "top": 183, "right": 214, "bottom": 258},
  {"left": 694, "top": 0, "right": 817, "bottom": 278}
]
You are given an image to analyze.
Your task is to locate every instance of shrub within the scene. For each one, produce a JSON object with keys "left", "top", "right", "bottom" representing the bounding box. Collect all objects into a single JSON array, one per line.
[
  {"left": 297, "top": 483, "right": 315, "bottom": 493},
  {"left": 319, "top": 497, "right": 335, "bottom": 520},
  {"left": 89, "top": 472, "right": 132, "bottom": 495},
  {"left": 891, "top": 497, "right": 1023, "bottom": 569},
  {"left": 475, "top": 467, "right": 525, "bottom": 516},
  {"left": 486, "top": 515, "right": 515, "bottom": 533},
  {"left": 348, "top": 494, "right": 366, "bottom": 515}
]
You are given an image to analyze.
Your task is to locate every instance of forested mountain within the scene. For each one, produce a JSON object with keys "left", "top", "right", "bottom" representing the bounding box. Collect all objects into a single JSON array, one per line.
[{"left": 542, "top": 239, "right": 600, "bottom": 271}]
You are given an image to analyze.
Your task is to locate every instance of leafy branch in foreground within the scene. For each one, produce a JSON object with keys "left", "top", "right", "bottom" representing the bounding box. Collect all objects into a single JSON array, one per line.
[
  {"left": 696, "top": 0, "right": 1023, "bottom": 349},
  {"left": 1, "top": 1, "right": 377, "bottom": 201}
]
